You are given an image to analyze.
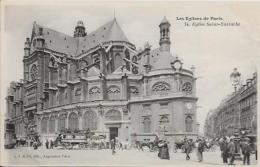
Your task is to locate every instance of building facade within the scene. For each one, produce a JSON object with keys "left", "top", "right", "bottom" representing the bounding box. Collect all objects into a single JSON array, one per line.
[
  {"left": 6, "top": 17, "right": 199, "bottom": 143},
  {"left": 204, "top": 73, "right": 257, "bottom": 138},
  {"left": 5, "top": 81, "right": 25, "bottom": 140}
]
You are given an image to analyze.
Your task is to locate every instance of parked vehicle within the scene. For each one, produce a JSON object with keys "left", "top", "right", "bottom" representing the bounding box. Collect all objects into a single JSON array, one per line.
[{"left": 55, "top": 129, "right": 95, "bottom": 149}]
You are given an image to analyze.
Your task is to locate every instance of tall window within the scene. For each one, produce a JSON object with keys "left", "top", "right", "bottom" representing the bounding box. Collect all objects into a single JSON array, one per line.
[
  {"left": 83, "top": 111, "right": 97, "bottom": 130},
  {"left": 58, "top": 114, "right": 66, "bottom": 131},
  {"left": 143, "top": 117, "right": 151, "bottom": 133},
  {"left": 49, "top": 116, "right": 55, "bottom": 133},
  {"left": 30, "top": 64, "right": 38, "bottom": 81},
  {"left": 159, "top": 116, "right": 169, "bottom": 131},
  {"left": 185, "top": 116, "right": 193, "bottom": 132},
  {"left": 41, "top": 117, "right": 48, "bottom": 133},
  {"left": 68, "top": 112, "right": 79, "bottom": 130}
]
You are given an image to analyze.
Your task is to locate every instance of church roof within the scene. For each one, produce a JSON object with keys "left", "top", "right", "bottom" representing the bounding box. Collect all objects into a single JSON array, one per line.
[
  {"left": 149, "top": 48, "right": 175, "bottom": 70},
  {"left": 160, "top": 16, "right": 170, "bottom": 25},
  {"left": 77, "top": 18, "right": 129, "bottom": 55},
  {"left": 32, "top": 18, "right": 130, "bottom": 57},
  {"left": 33, "top": 23, "right": 78, "bottom": 56}
]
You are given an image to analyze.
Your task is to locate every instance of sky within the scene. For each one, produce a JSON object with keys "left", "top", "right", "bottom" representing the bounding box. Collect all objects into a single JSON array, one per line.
[{"left": 1, "top": 1, "right": 260, "bottom": 133}]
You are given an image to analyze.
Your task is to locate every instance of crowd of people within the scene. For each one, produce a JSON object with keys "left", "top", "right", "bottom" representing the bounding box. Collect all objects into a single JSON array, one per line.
[
  {"left": 136, "top": 135, "right": 257, "bottom": 165},
  {"left": 44, "top": 139, "right": 54, "bottom": 149},
  {"left": 219, "top": 136, "right": 257, "bottom": 165},
  {"left": 30, "top": 132, "right": 256, "bottom": 165}
]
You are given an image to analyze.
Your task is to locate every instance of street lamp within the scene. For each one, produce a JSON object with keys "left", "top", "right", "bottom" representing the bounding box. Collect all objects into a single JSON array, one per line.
[{"left": 230, "top": 68, "right": 241, "bottom": 92}]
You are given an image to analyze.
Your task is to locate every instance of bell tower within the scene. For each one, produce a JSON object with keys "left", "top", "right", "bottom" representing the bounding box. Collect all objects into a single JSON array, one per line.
[
  {"left": 74, "top": 20, "right": 87, "bottom": 37},
  {"left": 159, "top": 16, "right": 171, "bottom": 52}
]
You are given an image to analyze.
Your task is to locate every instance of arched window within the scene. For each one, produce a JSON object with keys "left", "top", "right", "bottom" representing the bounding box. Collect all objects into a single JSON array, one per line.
[
  {"left": 129, "top": 86, "right": 139, "bottom": 96},
  {"left": 50, "top": 57, "right": 56, "bottom": 67},
  {"left": 58, "top": 114, "right": 66, "bottom": 131},
  {"left": 105, "top": 110, "right": 121, "bottom": 121},
  {"left": 159, "top": 116, "right": 169, "bottom": 131},
  {"left": 132, "top": 56, "right": 138, "bottom": 63},
  {"left": 152, "top": 82, "right": 171, "bottom": 95},
  {"left": 83, "top": 111, "right": 97, "bottom": 130},
  {"left": 114, "top": 53, "right": 121, "bottom": 69},
  {"left": 162, "top": 29, "right": 166, "bottom": 37},
  {"left": 68, "top": 112, "right": 79, "bottom": 130},
  {"left": 143, "top": 117, "right": 151, "bottom": 133},
  {"left": 125, "top": 50, "right": 130, "bottom": 71},
  {"left": 89, "top": 86, "right": 100, "bottom": 100},
  {"left": 30, "top": 64, "right": 38, "bottom": 81},
  {"left": 107, "top": 85, "right": 120, "bottom": 100},
  {"left": 61, "top": 68, "right": 67, "bottom": 83},
  {"left": 41, "top": 117, "right": 48, "bottom": 133},
  {"left": 49, "top": 116, "right": 55, "bottom": 133},
  {"left": 185, "top": 116, "right": 193, "bottom": 132}
]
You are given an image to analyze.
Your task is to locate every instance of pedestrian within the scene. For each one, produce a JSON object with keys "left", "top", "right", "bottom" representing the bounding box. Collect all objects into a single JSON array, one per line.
[
  {"left": 220, "top": 137, "right": 229, "bottom": 164},
  {"left": 45, "top": 139, "right": 49, "bottom": 149},
  {"left": 33, "top": 140, "right": 38, "bottom": 150},
  {"left": 197, "top": 138, "right": 207, "bottom": 162},
  {"left": 228, "top": 137, "right": 236, "bottom": 165},
  {"left": 50, "top": 140, "right": 54, "bottom": 149},
  {"left": 242, "top": 138, "right": 251, "bottom": 165},
  {"left": 158, "top": 140, "right": 163, "bottom": 158},
  {"left": 184, "top": 139, "right": 192, "bottom": 160},
  {"left": 159, "top": 140, "right": 170, "bottom": 160},
  {"left": 111, "top": 139, "right": 116, "bottom": 155}
]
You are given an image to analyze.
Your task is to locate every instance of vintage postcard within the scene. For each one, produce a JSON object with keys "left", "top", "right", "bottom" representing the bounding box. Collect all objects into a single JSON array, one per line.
[{"left": 0, "top": 0, "right": 259, "bottom": 166}]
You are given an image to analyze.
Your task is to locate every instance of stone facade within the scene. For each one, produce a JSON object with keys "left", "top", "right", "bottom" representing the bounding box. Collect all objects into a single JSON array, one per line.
[{"left": 6, "top": 17, "right": 198, "bottom": 143}]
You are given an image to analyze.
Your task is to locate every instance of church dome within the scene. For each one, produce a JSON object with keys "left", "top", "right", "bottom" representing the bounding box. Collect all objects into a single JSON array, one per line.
[{"left": 77, "top": 20, "right": 84, "bottom": 27}]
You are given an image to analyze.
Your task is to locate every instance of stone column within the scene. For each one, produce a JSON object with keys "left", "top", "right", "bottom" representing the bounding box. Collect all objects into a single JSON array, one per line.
[
  {"left": 121, "top": 74, "right": 129, "bottom": 100},
  {"left": 78, "top": 111, "right": 83, "bottom": 130},
  {"left": 46, "top": 117, "right": 50, "bottom": 134},
  {"left": 55, "top": 114, "right": 59, "bottom": 133},
  {"left": 65, "top": 112, "right": 70, "bottom": 129}
]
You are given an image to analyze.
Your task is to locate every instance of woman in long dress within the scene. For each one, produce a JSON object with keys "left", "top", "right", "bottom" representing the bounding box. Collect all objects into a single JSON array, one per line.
[{"left": 159, "top": 141, "right": 170, "bottom": 160}]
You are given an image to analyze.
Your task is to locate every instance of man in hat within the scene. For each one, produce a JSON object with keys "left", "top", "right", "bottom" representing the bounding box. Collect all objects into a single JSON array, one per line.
[
  {"left": 111, "top": 139, "right": 116, "bottom": 155},
  {"left": 197, "top": 138, "right": 207, "bottom": 162},
  {"left": 242, "top": 138, "right": 251, "bottom": 165},
  {"left": 220, "top": 137, "right": 229, "bottom": 164},
  {"left": 228, "top": 137, "right": 236, "bottom": 165},
  {"left": 184, "top": 139, "right": 192, "bottom": 160}
]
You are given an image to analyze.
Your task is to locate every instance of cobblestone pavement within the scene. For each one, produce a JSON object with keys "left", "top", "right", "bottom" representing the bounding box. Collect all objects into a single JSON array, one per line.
[{"left": 2, "top": 147, "right": 257, "bottom": 166}]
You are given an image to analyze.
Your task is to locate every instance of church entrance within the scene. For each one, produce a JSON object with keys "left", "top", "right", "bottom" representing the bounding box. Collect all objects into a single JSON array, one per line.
[{"left": 109, "top": 127, "right": 118, "bottom": 140}]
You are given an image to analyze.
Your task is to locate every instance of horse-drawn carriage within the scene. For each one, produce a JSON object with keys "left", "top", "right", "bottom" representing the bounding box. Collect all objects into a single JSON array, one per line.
[
  {"left": 173, "top": 141, "right": 186, "bottom": 153},
  {"left": 55, "top": 129, "right": 94, "bottom": 149},
  {"left": 55, "top": 129, "right": 107, "bottom": 150}
]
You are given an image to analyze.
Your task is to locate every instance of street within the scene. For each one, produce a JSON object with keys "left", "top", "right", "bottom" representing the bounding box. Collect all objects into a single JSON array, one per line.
[{"left": 3, "top": 147, "right": 257, "bottom": 166}]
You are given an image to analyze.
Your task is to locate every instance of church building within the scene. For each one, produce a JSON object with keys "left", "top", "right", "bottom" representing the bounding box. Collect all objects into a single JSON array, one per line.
[{"left": 6, "top": 17, "right": 199, "bottom": 143}]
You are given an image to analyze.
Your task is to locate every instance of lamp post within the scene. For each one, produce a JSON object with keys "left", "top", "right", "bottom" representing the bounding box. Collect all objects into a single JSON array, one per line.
[
  {"left": 230, "top": 68, "right": 242, "bottom": 135},
  {"left": 230, "top": 68, "right": 241, "bottom": 92}
]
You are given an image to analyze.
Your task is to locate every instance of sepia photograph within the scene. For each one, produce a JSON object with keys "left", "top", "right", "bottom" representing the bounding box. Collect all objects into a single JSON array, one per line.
[{"left": 0, "top": 1, "right": 259, "bottom": 166}]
